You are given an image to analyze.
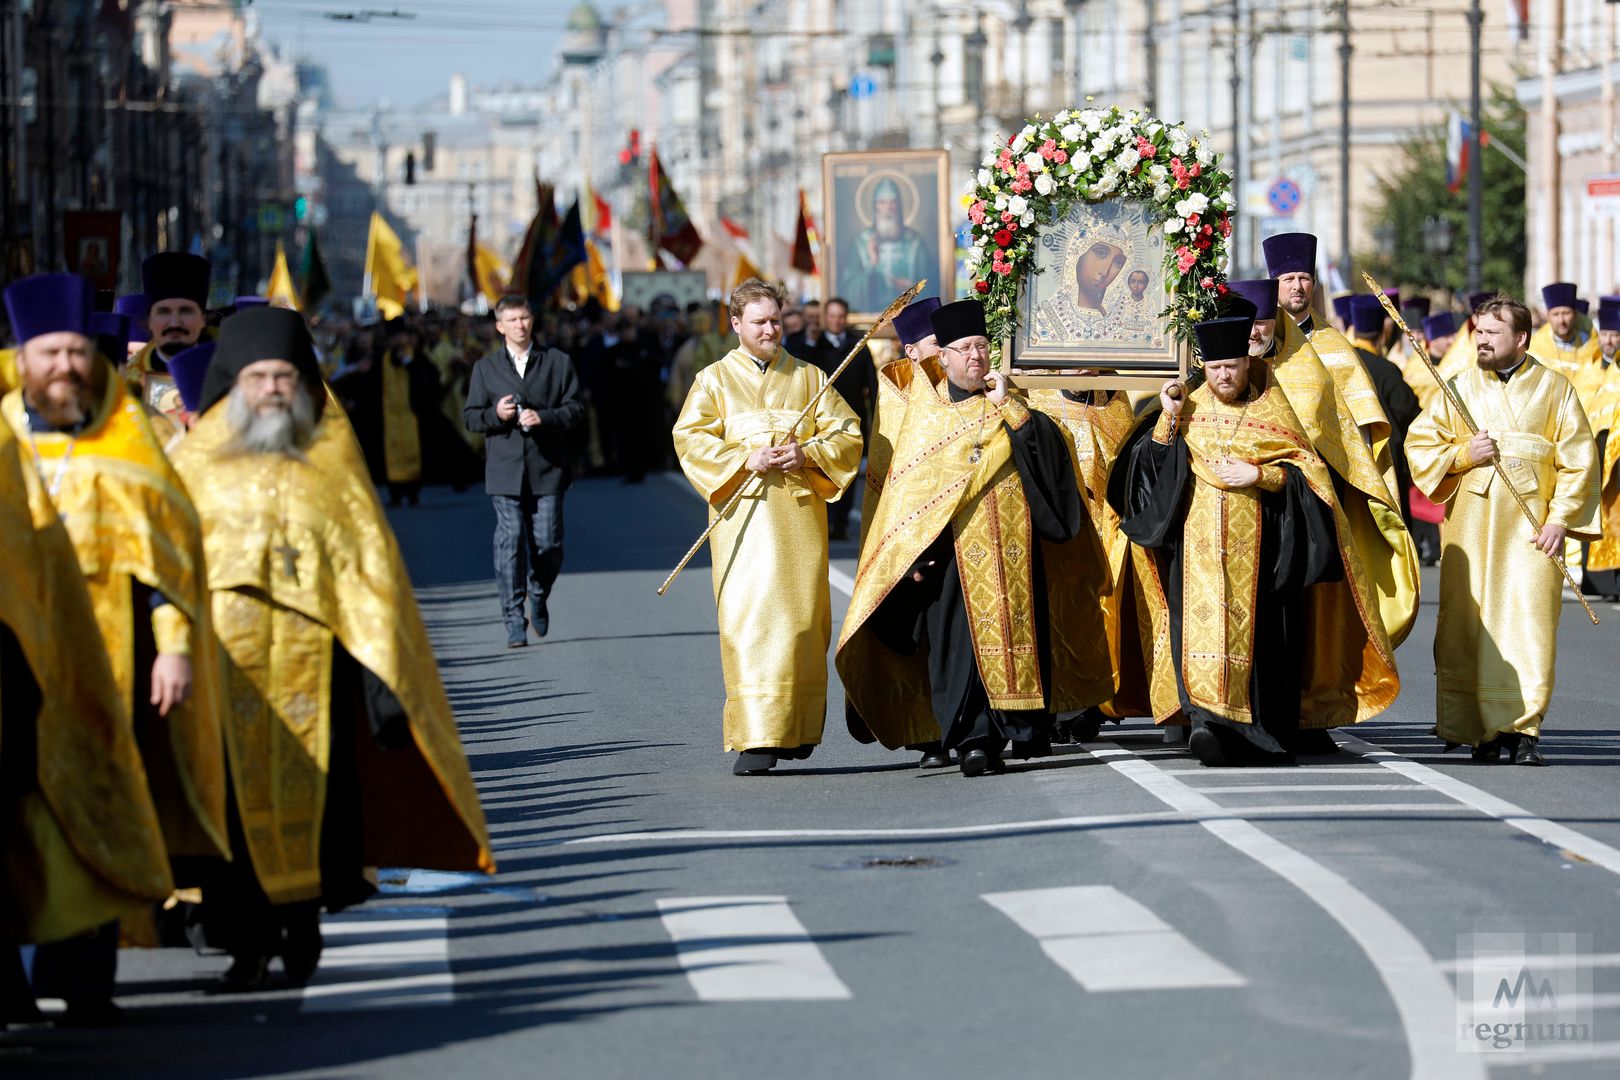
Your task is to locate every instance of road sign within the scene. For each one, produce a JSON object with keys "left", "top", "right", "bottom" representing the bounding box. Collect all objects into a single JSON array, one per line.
[
  {"left": 1587, "top": 173, "right": 1620, "bottom": 217},
  {"left": 257, "top": 203, "right": 286, "bottom": 234},
  {"left": 1267, "top": 177, "right": 1302, "bottom": 216},
  {"left": 849, "top": 74, "right": 876, "bottom": 100}
]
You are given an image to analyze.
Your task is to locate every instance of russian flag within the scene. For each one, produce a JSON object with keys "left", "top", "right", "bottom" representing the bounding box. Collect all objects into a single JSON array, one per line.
[{"left": 1446, "top": 113, "right": 1471, "bottom": 193}]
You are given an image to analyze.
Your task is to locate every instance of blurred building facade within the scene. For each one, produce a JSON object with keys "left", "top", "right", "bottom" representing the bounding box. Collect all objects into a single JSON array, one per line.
[{"left": 0, "top": 0, "right": 297, "bottom": 294}]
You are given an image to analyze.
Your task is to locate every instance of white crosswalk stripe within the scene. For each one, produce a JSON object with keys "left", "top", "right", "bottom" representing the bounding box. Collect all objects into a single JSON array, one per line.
[
  {"left": 983, "top": 885, "right": 1247, "bottom": 992},
  {"left": 299, "top": 912, "right": 453, "bottom": 1012},
  {"left": 656, "top": 896, "right": 852, "bottom": 1002}
]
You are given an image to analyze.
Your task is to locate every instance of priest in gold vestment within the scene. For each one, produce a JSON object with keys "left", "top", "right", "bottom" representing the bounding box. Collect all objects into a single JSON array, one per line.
[
  {"left": 1111, "top": 315, "right": 1399, "bottom": 767},
  {"left": 1583, "top": 304, "right": 1620, "bottom": 598},
  {"left": 1528, "top": 283, "right": 1604, "bottom": 409},
  {"left": 671, "top": 279, "right": 863, "bottom": 776},
  {"left": 838, "top": 300, "right": 1113, "bottom": 777},
  {"left": 1406, "top": 296, "right": 1599, "bottom": 765},
  {"left": 2, "top": 272, "right": 227, "bottom": 1023},
  {"left": 123, "top": 253, "right": 215, "bottom": 430},
  {"left": 0, "top": 393, "right": 172, "bottom": 1024},
  {"left": 170, "top": 307, "right": 494, "bottom": 987}
]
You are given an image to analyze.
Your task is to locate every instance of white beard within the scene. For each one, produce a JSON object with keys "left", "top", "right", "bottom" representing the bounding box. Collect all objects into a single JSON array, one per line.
[{"left": 224, "top": 384, "right": 316, "bottom": 458}]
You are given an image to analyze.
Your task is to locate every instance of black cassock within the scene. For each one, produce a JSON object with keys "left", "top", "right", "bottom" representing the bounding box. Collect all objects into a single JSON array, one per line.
[
  {"left": 1107, "top": 418, "right": 1343, "bottom": 760},
  {"left": 868, "top": 384, "right": 1083, "bottom": 754}
]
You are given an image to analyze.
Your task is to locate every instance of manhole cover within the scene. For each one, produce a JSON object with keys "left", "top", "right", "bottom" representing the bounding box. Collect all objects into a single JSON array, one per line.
[{"left": 818, "top": 855, "right": 956, "bottom": 871}]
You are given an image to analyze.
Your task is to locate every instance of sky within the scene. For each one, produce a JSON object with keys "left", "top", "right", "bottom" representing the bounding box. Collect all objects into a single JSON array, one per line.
[{"left": 250, "top": 0, "right": 629, "bottom": 109}]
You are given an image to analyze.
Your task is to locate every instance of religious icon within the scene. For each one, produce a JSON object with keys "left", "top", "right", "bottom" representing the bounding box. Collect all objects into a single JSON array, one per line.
[
  {"left": 821, "top": 150, "right": 953, "bottom": 323},
  {"left": 1009, "top": 197, "right": 1185, "bottom": 389}
]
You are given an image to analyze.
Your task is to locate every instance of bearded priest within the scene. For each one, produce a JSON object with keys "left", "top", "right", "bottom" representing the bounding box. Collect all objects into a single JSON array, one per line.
[
  {"left": 671, "top": 279, "right": 864, "bottom": 776},
  {"left": 839, "top": 300, "right": 1112, "bottom": 777},
  {"left": 1110, "top": 315, "right": 1399, "bottom": 767},
  {"left": 170, "top": 307, "right": 494, "bottom": 987}
]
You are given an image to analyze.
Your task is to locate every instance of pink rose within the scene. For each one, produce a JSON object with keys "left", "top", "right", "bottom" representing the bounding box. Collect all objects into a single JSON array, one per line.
[
  {"left": 1053, "top": 149, "right": 1068, "bottom": 165},
  {"left": 993, "top": 261, "right": 1014, "bottom": 276},
  {"left": 1176, "top": 247, "right": 1199, "bottom": 273},
  {"left": 1136, "top": 136, "right": 1156, "bottom": 159},
  {"left": 969, "top": 202, "right": 987, "bottom": 224}
]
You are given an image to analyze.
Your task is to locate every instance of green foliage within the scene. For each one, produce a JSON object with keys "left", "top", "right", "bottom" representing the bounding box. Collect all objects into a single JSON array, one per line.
[{"left": 1360, "top": 86, "right": 1525, "bottom": 298}]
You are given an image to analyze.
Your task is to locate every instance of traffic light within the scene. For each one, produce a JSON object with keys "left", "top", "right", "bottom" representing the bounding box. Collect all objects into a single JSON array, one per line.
[{"left": 294, "top": 196, "right": 309, "bottom": 222}]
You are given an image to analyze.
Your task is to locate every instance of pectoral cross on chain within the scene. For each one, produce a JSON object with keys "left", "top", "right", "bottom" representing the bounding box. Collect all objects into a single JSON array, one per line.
[{"left": 274, "top": 543, "right": 301, "bottom": 581}]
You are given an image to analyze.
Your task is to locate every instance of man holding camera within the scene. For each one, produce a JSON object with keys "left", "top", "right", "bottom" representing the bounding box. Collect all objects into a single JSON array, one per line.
[{"left": 464, "top": 295, "right": 585, "bottom": 649}]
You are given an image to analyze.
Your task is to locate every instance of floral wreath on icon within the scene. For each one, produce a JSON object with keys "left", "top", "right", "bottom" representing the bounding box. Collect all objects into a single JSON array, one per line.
[{"left": 964, "top": 105, "right": 1236, "bottom": 355}]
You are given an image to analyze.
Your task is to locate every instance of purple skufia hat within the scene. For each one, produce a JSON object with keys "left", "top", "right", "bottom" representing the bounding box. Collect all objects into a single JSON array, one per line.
[
  {"left": 1423, "top": 312, "right": 1457, "bottom": 340},
  {"left": 90, "top": 311, "right": 131, "bottom": 359},
  {"left": 234, "top": 296, "right": 270, "bottom": 310},
  {"left": 1467, "top": 292, "right": 1492, "bottom": 312},
  {"left": 892, "top": 297, "right": 941, "bottom": 347},
  {"left": 168, "top": 342, "right": 216, "bottom": 414},
  {"left": 114, "top": 294, "right": 151, "bottom": 342},
  {"left": 1541, "top": 282, "right": 1578, "bottom": 311},
  {"left": 1350, "top": 295, "right": 1386, "bottom": 337},
  {"left": 1261, "top": 232, "right": 1316, "bottom": 277},
  {"left": 1573, "top": 298, "right": 1589, "bottom": 316},
  {"left": 3, "top": 272, "right": 94, "bottom": 344},
  {"left": 1599, "top": 295, "right": 1620, "bottom": 313},
  {"left": 1331, "top": 294, "right": 1354, "bottom": 324},
  {"left": 1193, "top": 316, "right": 1252, "bottom": 362},
  {"left": 1401, "top": 296, "right": 1431, "bottom": 322},
  {"left": 1598, "top": 307, "right": 1620, "bottom": 334},
  {"left": 1225, "top": 278, "right": 1278, "bottom": 320},
  {"left": 1382, "top": 288, "right": 1401, "bottom": 311}
]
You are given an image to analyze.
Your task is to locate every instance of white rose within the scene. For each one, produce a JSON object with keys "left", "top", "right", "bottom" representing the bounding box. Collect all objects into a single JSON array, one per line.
[
  {"left": 1091, "top": 175, "right": 1119, "bottom": 197},
  {"left": 1008, "top": 194, "right": 1029, "bottom": 215},
  {"left": 1012, "top": 131, "right": 1029, "bottom": 153},
  {"left": 1060, "top": 123, "right": 1081, "bottom": 142},
  {"left": 1020, "top": 210, "right": 1036, "bottom": 227},
  {"left": 1195, "top": 143, "right": 1215, "bottom": 166},
  {"left": 1165, "top": 217, "right": 1185, "bottom": 235},
  {"left": 1072, "top": 151, "right": 1092, "bottom": 172},
  {"left": 1185, "top": 192, "right": 1209, "bottom": 214},
  {"left": 1169, "top": 135, "right": 1191, "bottom": 158},
  {"left": 1218, "top": 191, "right": 1236, "bottom": 210},
  {"left": 1082, "top": 109, "right": 1103, "bottom": 131},
  {"left": 1147, "top": 163, "right": 1169, "bottom": 183},
  {"left": 1023, "top": 151, "right": 1045, "bottom": 172},
  {"left": 966, "top": 247, "right": 983, "bottom": 269},
  {"left": 1145, "top": 121, "right": 1163, "bottom": 138},
  {"left": 1034, "top": 172, "right": 1055, "bottom": 196},
  {"left": 995, "top": 192, "right": 1010, "bottom": 211},
  {"left": 1116, "top": 147, "right": 1141, "bottom": 171},
  {"left": 1154, "top": 182, "right": 1173, "bottom": 201},
  {"left": 977, "top": 168, "right": 993, "bottom": 188}
]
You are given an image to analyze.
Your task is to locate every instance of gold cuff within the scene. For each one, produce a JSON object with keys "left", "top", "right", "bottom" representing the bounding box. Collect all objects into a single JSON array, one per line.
[
  {"left": 1256, "top": 464, "right": 1287, "bottom": 492},
  {"left": 1449, "top": 443, "right": 1474, "bottom": 473},
  {"left": 997, "top": 396, "right": 1032, "bottom": 431},
  {"left": 151, "top": 604, "right": 191, "bottom": 656},
  {"left": 1152, "top": 411, "right": 1178, "bottom": 445}
]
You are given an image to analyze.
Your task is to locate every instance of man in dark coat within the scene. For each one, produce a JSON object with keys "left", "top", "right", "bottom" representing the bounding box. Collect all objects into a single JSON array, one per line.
[{"left": 463, "top": 296, "right": 586, "bottom": 648}]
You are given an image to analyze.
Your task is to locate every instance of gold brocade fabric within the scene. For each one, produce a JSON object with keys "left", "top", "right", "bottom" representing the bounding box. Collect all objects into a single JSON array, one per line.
[
  {"left": 1588, "top": 364, "right": 1620, "bottom": 571},
  {"left": 1406, "top": 359, "right": 1599, "bottom": 744},
  {"left": 1438, "top": 327, "right": 1476, "bottom": 380},
  {"left": 0, "top": 348, "right": 15, "bottom": 395},
  {"left": 170, "top": 401, "right": 494, "bottom": 902},
  {"left": 0, "top": 422, "right": 172, "bottom": 942},
  {"left": 1273, "top": 318, "right": 1419, "bottom": 646},
  {"left": 1, "top": 378, "right": 228, "bottom": 861},
  {"left": 1306, "top": 323, "right": 1390, "bottom": 437},
  {"left": 671, "top": 348, "right": 863, "bottom": 752},
  {"left": 837, "top": 378, "right": 1112, "bottom": 749},
  {"left": 382, "top": 352, "right": 422, "bottom": 484},
  {"left": 859, "top": 356, "right": 943, "bottom": 551},
  {"left": 1527, "top": 326, "right": 1605, "bottom": 413},
  {"left": 1169, "top": 378, "right": 1400, "bottom": 728}
]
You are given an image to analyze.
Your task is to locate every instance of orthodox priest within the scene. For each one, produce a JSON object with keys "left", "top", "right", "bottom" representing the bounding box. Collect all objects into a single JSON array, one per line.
[
  {"left": 0, "top": 386, "right": 173, "bottom": 1026},
  {"left": 838, "top": 301, "right": 1113, "bottom": 776},
  {"left": 1109, "top": 315, "right": 1399, "bottom": 766},
  {"left": 170, "top": 307, "right": 494, "bottom": 986},
  {"left": 1528, "top": 282, "right": 1603, "bottom": 405},
  {"left": 1406, "top": 295, "right": 1598, "bottom": 765},
  {"left": 124, "top": 253, "right": 213, "bottom": 425},
  {"left": 2, "top": 272, "right": 228, "bottom": 1019},
  {"left": 860, "top": 295, "right": 941, "bottom": 546},
  {"left": 1584, "top": 302, "right": 1620, "bottom": 598},
  {"left": 671, "top": 279, "right": 863, "bottom": 776}
]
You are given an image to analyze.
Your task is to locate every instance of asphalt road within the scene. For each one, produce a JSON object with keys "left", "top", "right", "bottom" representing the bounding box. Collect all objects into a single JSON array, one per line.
[{"left": 6, "top": 472, "right": 1620, "bottom": 1080}]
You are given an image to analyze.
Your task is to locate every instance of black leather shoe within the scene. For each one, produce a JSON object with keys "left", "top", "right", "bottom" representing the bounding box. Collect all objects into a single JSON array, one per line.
[
  {"left": 54, "top": 998, "right": 124, "bottom": 1028},
  {"left": 732, "top": 750, "right": 777, "bottom": 775},
  {"left": 918, "top": 749, "right": 952, "bottom": 769},
  {"left": 1189, "top": 727, "right": 1227, "bottom": 767},
  {"left": 1163, "top": 724, "right": 1191, "bottom": 745},
  {"left": 282, "top": 921, "right": 324, "bottom": 986},
  {"left": 959, "top": 749, "right": 990, "bottom": 777},
  {"left": 1293, "top": 729, "right": 1340, "bottom": 755},
  {"left": 217, "top": 953, "right": 271, "bottom": 992},
  {"left": 530, "top": 600, "right": 550, "bottom": 638},
  {"left": 1470, "top": 739, "right": 1503, "bottom": 763},
  {"left": 1512, "top": 735, "right": 1547, "bottom": 766}
]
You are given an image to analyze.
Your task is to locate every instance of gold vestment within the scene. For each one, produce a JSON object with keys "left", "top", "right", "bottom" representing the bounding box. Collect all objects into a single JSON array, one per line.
[
  {"left": 671, "top": 348, "right": 863, "bottom": 752},
  {"left": 1528, "top": 326, "right": 1604, "bottom": 410},
  {"left": 171, "top": 402, "right": 494, "bottom": 904},
  {"left": 838, "top": 377, "right": 1113, "bottom": 749},
  {"left": 1, "top": 378, "right": 227, "bottom": 861},
  {"left": 0, "top": 422, "right": 172, "bottom": 941},
  {"left": 1151, "top": 377, "right": 1400, "bottom": 728},
  {"left": 1405, "top": 358, "right": 1599, "bottom": 744},
  {"left": 382, "top": 351, "right": 422, "bottom": 484}
]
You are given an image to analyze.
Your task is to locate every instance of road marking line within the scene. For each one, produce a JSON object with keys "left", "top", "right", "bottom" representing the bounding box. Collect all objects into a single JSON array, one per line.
[
  {"left": 984, "top": 885, "right": 1246, "bottom": 991},
  {"left": 655, "top": 896, "right": 851, "bottom": 1001},
  {"left": 300, "top": 913, "right": 452, "bottom": 1012},
  {"left": 1335, "top": 732, "right": 1620, "bottom": 878},
  {"left": 556, "top": 803, "right": 1467, "bottom": 846},
  {"left": 1090, "top": 741, "right": 1482, "bottom": 1080},
  {"left": 1184, "top": 783, "right": 1426, "bottom": 794},
  {"left": 1157, "top": 766, "right": 1391, "bottom": 775}
]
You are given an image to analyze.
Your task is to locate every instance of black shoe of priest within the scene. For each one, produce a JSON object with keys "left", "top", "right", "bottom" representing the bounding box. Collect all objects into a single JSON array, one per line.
[
  {"left": 1470, "top": 738, "right": 1504, "bottom": 763},
  {"left": 959, "top": 749, "right": 991, "bottom": 777},
  {"left": 733, "top": 750, "right": 778, "bottom": 776},
  {"left": 217, "top": 953, "right": 271, "bottom": 992},
  {"left": 1512, "top": 735, "right": 1547, "bottom": 766},
  {"left": 918, "top": 747, "right": 952, "bottom": 769},
  {"left": 282, "top": 921, "right": 324, "bottom": 986}
]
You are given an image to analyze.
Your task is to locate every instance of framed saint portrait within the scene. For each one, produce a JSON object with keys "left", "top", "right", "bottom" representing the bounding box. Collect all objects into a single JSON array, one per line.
[
  {"left": 821, "top": 150, "right": 953, "bottom": 324},
  {"left": 1006, "top": 198, "right": 1186, "bottom": 390}
]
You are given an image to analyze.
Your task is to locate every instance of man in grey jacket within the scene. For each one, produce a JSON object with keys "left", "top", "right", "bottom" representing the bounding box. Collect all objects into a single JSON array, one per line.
[{"left": 464, "top": 296, "right": 585, "bottom": 648}]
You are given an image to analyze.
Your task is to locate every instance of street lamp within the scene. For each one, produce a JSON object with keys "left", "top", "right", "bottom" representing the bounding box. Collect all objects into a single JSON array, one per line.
[
  {"left": 1422, "top": 214, "right": 1453, "bottom": 257},
  {"left": 930, "top": 37, "right": 947, "bottom": 146}
]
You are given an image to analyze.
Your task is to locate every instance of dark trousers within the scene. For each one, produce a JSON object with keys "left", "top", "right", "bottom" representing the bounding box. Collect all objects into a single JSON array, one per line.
[
  {"left": 493, "top": 492, "right": 565, "bottom": 634},
  {"left": 31, "top": 922, "right": 118, "bottom": 1005}
]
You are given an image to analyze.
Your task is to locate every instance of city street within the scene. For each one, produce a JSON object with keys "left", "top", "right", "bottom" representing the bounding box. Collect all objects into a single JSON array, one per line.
[{"left": 5, "top": 474, "right": 1620, "bottom": 1080}]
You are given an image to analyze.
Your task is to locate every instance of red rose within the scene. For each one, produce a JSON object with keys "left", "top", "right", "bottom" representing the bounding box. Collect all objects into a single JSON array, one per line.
[
  {"left": 1200, "top": 277, "right": 1215, "bottom": 289},
  {"left": 1216, "top": 283, "right": 1230, "bottom": 296},
  {"left": 994, "top": 229, "right": 1013, "bottom": 247},
  {"left": 976, "top": 280, "right": 991, "bottom": 294}
]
